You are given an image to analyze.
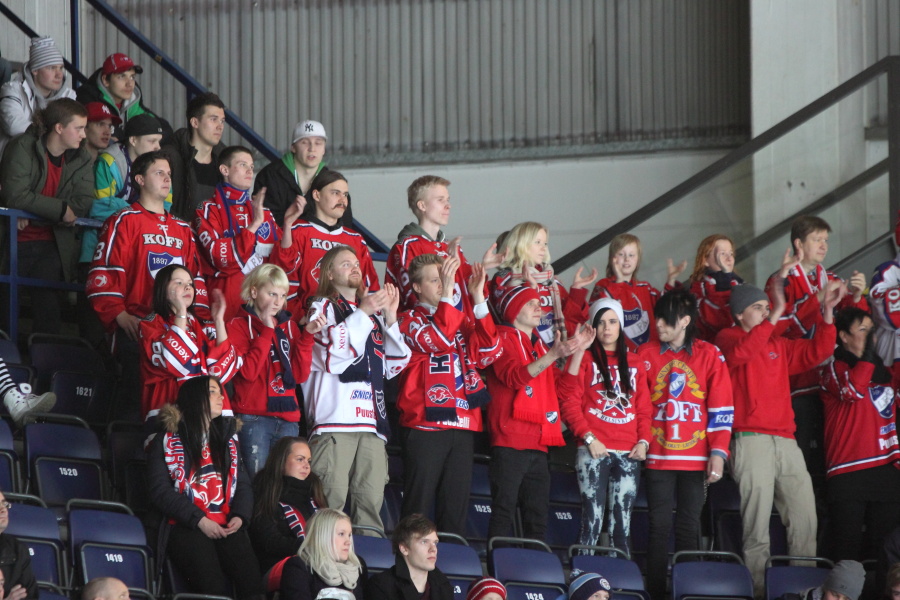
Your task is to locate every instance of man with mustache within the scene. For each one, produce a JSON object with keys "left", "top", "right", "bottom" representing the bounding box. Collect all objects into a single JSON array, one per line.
[{"left": 272, "top": 169, "right": 380, "bottom": 318}]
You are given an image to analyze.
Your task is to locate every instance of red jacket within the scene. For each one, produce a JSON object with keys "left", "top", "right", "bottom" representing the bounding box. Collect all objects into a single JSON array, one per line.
[
  {"left": 397, "top": 300, "right": 502, "bottom": 431},
  {"left": 226, "top": 309, "right": 315, "bottom": 422},
  {"left": 558, "top": 349, "right": 652, "bottom": 453},
  {"left": 820, "top": 354, "right": 900, "bottom": 477},
  {"left": 715, "top": 319, "right": 836, "bottom": 438},
  {"left": 590, "top": 278, "right": 661, "bottom": 350},
  {"left": 194, "top": 185, "right": 282, "bottom": 321},
  {"left": 484, "top": 325, "right": 565, "bottom": 452},
  {"left": 139, "top": 313, "right": 237, "bottom": 420},
  {"left": 637, "top": 340, "right": 734, "bottom": 471}
]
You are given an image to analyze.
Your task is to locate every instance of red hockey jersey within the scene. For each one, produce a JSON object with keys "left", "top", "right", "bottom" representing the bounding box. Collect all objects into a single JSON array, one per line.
[
  {"left": 637, "top": 340, "right": 734, "bottom": 471},
  {"left": 590, "top": 278, "right": 661, "bottom": 350},
  {"left": 86, "top": 203, "right": 211, "bottom": 330},
  {"left": 139, "top": 312, "right": 238, "bottom": 420},
  {"left": 271, "top": 219, "right": 380, "bottom": 317}
]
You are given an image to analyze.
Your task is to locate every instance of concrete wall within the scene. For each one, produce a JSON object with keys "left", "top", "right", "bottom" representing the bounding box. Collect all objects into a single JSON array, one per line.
[{"left": 749, "top": 0, "right": 888, "bottom": 280}]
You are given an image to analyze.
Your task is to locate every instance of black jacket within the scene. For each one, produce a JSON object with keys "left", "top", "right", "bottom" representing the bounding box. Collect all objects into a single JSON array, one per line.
[
  {"left": 253, "top": 160, "right": 353, "bottom": 227},
  {"left": 280, "top": 555, "right": 368, "bottom": 600},
  {"left": 145, "top": 405, "right": 253, "bottom": 557},
  {"left": 249, "top": 476, "right": 318, "bottom": 573},
  {"left": 162, "top": 127, "right": 226, "bottom": 220},
  {"left": 0, "top": 533, "right": 37, "bottom": 599},
  {"left": 365, "top": 553, "right": 454, "bottom": 600}
]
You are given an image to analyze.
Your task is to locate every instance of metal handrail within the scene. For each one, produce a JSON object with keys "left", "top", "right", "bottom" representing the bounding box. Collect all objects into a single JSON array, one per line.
[{"left": 553, "top": 55, "right": 900, "bottom": 273}]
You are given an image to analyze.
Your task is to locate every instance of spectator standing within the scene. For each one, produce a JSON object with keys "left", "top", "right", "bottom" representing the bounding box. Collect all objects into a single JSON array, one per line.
[
  {"left": 0, "top": 36, "right": 76, "bottom": 157},
  {"left": 687, "top": 234, "right": 744, "bottom": 342},
  {"left": 484, "top": 285, "right": 591, "bottom": 540},
  {"left": 590, "top": 233, "right": 686, "bottom": 350},
  {"left": 558, "top": 298, "right": 651, "bottom": 555},
  {"left": 0, "top": 98, "right": 93, "bottom": 335},
  {"left": 716, "top": 270, "right": 842, "bottom": 595},
  {"left": 637, "top": 288, "right": 734, "bottom": 600},
  {"left": 302, "top": 246, "right": 410, "bottom": 532},
  {"left": 163, "top": 92, "right": 226, "bottom": 220},
  {"left": 396, "top": 253, "right": 502, "bottom": 536}
]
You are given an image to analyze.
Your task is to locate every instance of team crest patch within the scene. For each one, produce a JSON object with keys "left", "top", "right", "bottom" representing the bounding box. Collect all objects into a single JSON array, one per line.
[
  {"left": 257, "top": 222, "right": 272, "bottom": 240},
  {"left": 668, "top": 372, "right": 686, "bottom": 398},
  {"left": 871, "top": 386, "right": 895, "bottom": 419},
  {"left": 427, "top": 384, "right": 454, "bottom": 405},
  {"left": 148, "top": 252, "right": 181, "bottom": 278},
  {"left": 525, "top": 385, "right": 533, "bottom": 397},
  {"left": 546, "top": 411, "right": 558, "bottom": 424}
]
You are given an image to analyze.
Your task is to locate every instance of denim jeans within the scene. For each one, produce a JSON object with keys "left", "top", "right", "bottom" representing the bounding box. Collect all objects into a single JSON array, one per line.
[{"left": 236, "top": 414, "right": 299, "bottom": 478}]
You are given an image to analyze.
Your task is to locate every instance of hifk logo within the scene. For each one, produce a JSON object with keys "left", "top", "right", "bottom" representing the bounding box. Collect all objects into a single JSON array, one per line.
[
  {"left": 464, "top": 370, "right": 481, "bottom": 392},
  {"left": 871, "top": 386, "right": 895, "bottom": 419},
  {"left": 148, "top": 252, "right": 182, "bottom": 278},
  {"left": 270, "top": 374, "right": 285, "bottom": 394},
  {"left": 257, "top": 222, "right": 272, "bottom": 240},
  {"left": 668, "top": 372, "right": 686, "bottom": 398},
  {"left": 427, "top": 384, "right": 454, "bottom": 405}
]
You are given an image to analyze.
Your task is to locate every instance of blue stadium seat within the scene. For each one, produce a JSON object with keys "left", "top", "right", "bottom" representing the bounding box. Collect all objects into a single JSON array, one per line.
[
  {"left": 436, "top": 541, "right": 482, "bottom": 600},
  {"left": 0, "top": 418, "right": 19, "bottom": 492},
  {"left": 546, "top": 467, "right": 581, "bottom": 560},
  {"left": 49, "top": 370, "right": 115, "bottom": 425},
  {"left": 4, "top": 363, "right": 33, "bottom": 387},
  {"left": 380, "top": 482, "right": 404, "bottom": 535},
  {"left": 68, "top": 506, "right": 151, "bottom": 590},
  {"left": 4, "top": 496, "right": 65, "bottom": 585},
  {"left": 24, "top": 422, "right": 103, "bottom": 507},
  {"left": 570, "top": 547, "right": 647, "bottom": 600},
  {"left": 352, "top": 534, "right": 394, "bottom": 575},
  {"left": 764, "top": 556, "right": 834, "bottom": 600},
  {"left": 0, "top": 339, "right": 21, "bottom": 364},
  {"left": 28, "top": 337, "right": 105, "bottom": 393},
  {"left": 490, "top": 541, "right": 567, "bottom": 600},
  {"left": 670, "top": 551, "right": 753, "bottom": 600}
]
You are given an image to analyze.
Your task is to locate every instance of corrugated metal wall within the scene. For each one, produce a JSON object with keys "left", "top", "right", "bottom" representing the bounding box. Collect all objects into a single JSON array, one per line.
[
  {"left": 867, "top": 0, "right": 900, "bottom": 126},
  {"left": 77, "top": 0, "right": 750, "bottom": 164}
]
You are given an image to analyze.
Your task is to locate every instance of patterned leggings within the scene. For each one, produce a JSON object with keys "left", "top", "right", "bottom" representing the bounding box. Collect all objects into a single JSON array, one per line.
[{"left": 575, "top": 447, "right": 640, "bottom": 554}]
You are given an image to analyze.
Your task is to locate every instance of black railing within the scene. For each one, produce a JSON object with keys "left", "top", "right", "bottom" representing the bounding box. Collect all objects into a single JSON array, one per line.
[{"left": 553, "top": 55, "right": 900, "bottom": 273}]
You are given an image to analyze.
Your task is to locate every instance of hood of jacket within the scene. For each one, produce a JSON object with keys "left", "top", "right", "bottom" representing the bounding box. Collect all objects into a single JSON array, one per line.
[
  {"left": 395, "top": 221, "right": 444, "bottom": 244},
  {"left": 158, "top": 401, "right": 242, "bottom": 435}
]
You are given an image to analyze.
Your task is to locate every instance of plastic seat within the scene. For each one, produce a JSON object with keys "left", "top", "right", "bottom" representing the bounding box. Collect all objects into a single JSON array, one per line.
[
  {"left": 68, "top": 506, "right": 151, "bottom": 590},
  {"left": 4, "top": 496, "right": 65, "bottom": 585},
  {"left": 436, "top": 541, "right": 482, "bottom": 599},
  {"left": 28, "top": 338, "right": 105, "bottom": 392},
  {"left": 4, "top": 363, "right": 33, "bottom": 387},
  {"left": 0, "top": 339, "right": 21, "bottom": 363},
  {"left": 546, "top": 502, "right": 580, "bottom": 561},
  {"left": 670, "top": 551, "right": 753, "bottom": 600},
  {"left": 24, "top": 422, "right": 103, "bottom": 507},
  {"left": 764, "top": 556, "right": 834, "bottom": 600},
  {"left": 0, "top": 418, "right": 19, "bottom": 492},
  {"left": 49, "top": 370, "right": 115, "bottom": 425},
  {"left": 570, "top": 547, "right": 647, "bottom": 600},
  {"left": 352, "top": 534, "right": 394, "bottom": 575},
  {"left": 379, "top": 482, "right": 404, "bottom": 535},
  {"left": 106, "top": 422, "right": 147, "bottom": 494},
  {"left": 549, "top": 468, "right": 580, "bottom": 504},
  {"left": 490, "top": 540, "right": 567, "bottom": 600}
]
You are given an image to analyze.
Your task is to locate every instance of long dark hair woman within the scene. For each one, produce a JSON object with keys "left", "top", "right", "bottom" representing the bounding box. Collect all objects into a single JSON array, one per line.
[
  {"left": 146, "top": 376, "right": 264, "bottom": 600},
  {"left": 250, "top": 436, "right": 328, "bottom": 577}
]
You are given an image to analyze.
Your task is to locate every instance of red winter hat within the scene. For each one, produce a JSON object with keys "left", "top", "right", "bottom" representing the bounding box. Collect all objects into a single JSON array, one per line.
[
  {"left": 102, "top": 53, "right": 143, "bottom": 76},
  {"left": 497, "top": 285, "right": 540, "bottom": 324},
  {"left": 467, "top": 578, "right": 507, "bottom": 600},
  {"left": 84, "top": 101, "right": 121, "bottom": 125}
]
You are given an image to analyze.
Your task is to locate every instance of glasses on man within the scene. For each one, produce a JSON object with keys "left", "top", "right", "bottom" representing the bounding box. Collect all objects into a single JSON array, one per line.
[{"left": 0, "top": 501, "right": 11, "bottom": 512}]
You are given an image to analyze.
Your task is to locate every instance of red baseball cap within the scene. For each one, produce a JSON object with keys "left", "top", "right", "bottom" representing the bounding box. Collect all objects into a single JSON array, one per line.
[
  {"left": 102, "top": 53, "right": 143, "bottom": 76},
  {"left": 84, "top": 102, "right": 122, "bottom": 125}
]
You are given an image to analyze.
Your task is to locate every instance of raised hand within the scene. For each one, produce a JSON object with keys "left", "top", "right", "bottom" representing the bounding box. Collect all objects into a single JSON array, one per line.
[
  {"left": 305, "top": 312, "right": 328, "bottom": 334},
  {"left": 468, "top": 262, "right": 488, "bottom": 304},
  {"left": 447, "top": 236, "right": 462, "bottom": 260},
  {"left": 666, "top": 258, "right": 687, "bottom": 286},
  {"left": 211, "top": 288, "right": 227, "bottom": 324},
  {"left": 522, "top": 260, "right": 538, "bottom": 289},
  {"left": 382, "top": 282, "right": 401, "bottom": 325},
  {"left": 249, "top": 187, "right": 266, "bottom": 229},
  {"left": 441, "top": 254, "right": 461, "bottom": 294},
  {"left": 847, "top": 270, "right": 866, "bottom": 301},
  {"left": 481, "top": 242, "right": 506, "bottom": 270},
  {"left": 359, "top": 288, "right": 388, "bottom": 316},
  {"left": 779, "top": 246, "right": 802, "bottom": 279},
  {"left": 572, "top": 266, "right": 598, "bottom": 290}
]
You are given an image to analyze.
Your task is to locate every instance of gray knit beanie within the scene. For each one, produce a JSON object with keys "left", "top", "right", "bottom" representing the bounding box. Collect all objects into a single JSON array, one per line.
[
  {"left": 822, "top": 560, "right": 865, "bottom": 600},
  {"left": 29, "top": 37, "right": 64, "bottom": 71},
  {"left": 729, "top": 284, "right": 768, "bottom": 316}
]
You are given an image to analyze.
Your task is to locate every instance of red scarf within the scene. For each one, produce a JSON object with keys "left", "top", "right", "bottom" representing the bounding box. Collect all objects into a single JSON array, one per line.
[
  {"left": 164, "top": 432, "right": 238, "bottom": 525},
  {"left": 506, "top": 327, "right": 565, "bottom": 446}
]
